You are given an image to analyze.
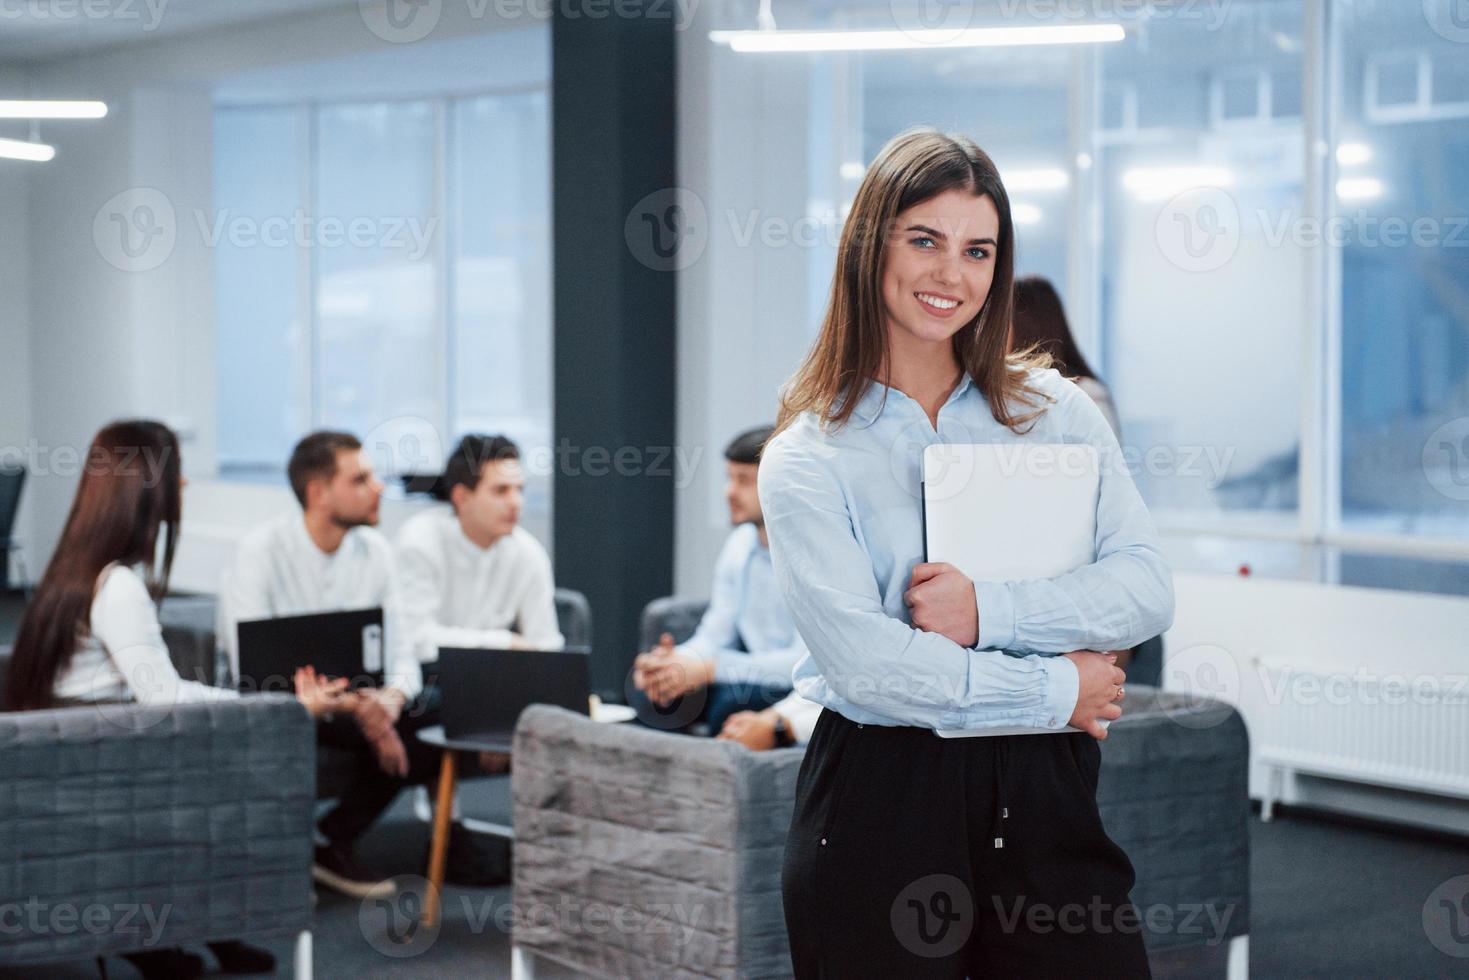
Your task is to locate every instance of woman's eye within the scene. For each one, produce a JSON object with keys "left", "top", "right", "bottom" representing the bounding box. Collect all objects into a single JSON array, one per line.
[
  {"left": 967, "top": 246, "right": 989, "bottom": 260},
  {"left": 911, "top": 236, "right": 935, "bottom": 248}
]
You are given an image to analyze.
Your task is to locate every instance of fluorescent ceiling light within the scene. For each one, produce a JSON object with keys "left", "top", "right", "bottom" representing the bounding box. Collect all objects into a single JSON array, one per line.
[
  {"left": 1011, "top": 202, "right": 1043, "bottom": 226},
  {"left": 1335, "top": 142, "right": 1371, "bottom": 166},
  {"left": 1003, "top": 167, "right": 1069, "bottom": 192},
  {"left": 0, "top": 137, "right": 56, "bottom": 162},
  {"left": 709, "top": 24, "right": 1125, "bottom": 53},
  {"left": 1336, "top": 177, "right": 1383, "bottom": 201},
  {"left": 0, "top": 100, "right": 107, "bottom": 119},
  {"left": 1122, "top": 165, "right": 1235, "bottom": 201}
]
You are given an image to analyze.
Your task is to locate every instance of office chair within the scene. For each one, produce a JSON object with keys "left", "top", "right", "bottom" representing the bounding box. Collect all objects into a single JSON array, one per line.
[{"left": 0, "top": 465, "right": 25, "bottom": 596}]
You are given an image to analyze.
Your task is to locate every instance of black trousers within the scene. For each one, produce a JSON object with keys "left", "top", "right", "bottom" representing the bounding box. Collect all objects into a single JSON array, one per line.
[
  {"left": 316, "top": 690, "right": 444, "bottom": 845},
  {"left": 782, "top": 709, "right": 1150, "bottom": 979}
]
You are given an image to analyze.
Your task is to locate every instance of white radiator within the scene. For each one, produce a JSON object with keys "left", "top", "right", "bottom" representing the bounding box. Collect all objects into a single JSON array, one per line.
[{"left": 1251, "top": 658, "right": 1469, "bottom": 816}]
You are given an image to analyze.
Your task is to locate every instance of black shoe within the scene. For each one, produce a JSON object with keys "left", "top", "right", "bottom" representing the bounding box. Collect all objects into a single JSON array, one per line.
[
  {"left": 435, "top": 822, "right": 512, "bottom": 887},
  {"left": 313, "top": 841, "right": 397, "bottom": 899},
  {"left": 208, "top": 940, "right": 276, "bottom": 975},
  {"left": 121, "top": 948, "right": 205, "bottom": 979}
]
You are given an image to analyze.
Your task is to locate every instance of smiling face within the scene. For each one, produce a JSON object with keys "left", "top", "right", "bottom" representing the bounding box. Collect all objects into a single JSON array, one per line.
[{"left": 880, "top": 188, "right": 1001, "bottom": 353}]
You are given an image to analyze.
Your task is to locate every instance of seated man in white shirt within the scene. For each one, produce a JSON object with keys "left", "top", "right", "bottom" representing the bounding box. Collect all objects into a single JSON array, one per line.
[
  {"left": 631, "top": 426, "right": 806, "bottom": 735},
  {"left": 395, "top": 433, "right": 564, "bottom": 662},
  {"left": 222, "top": 431, "right": 466, "bottom": 898}
]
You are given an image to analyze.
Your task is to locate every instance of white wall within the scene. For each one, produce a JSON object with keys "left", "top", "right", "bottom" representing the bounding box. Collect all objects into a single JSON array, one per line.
[
  {"left": 0, "top": 66, "right": 35, "bottom": 586},
  {"left": 675, "top": 5, "right": 830, "bottom": 597},
  {"left": 16, "top": 3, "right": 544, "bottom": 592}
]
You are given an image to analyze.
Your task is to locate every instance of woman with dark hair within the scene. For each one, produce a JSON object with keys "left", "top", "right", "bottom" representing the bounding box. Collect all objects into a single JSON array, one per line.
[
  {"left": 761, "top": 129, "right": 1173, "bottom": 976},
  {"left": 1011, "top": 275, "right": 1122, "bottom": 437},
  {"left": 3, "top": 420, "right": 346, "bottom": 978}
]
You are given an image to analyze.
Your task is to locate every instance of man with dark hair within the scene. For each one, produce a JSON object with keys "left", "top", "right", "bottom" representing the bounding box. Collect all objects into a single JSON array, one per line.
[
  {"left": 631, "top": 425, "right": 808, "bottom": 735},
  {"left": 221, "top": 431, "right": 433, "bottom": 899},
  {"left": 395, "top": 433, "right": 563, "bottom": 662}
]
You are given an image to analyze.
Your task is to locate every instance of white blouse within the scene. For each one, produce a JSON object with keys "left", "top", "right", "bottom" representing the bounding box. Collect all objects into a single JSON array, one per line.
[{"left": 53, "top": 564, "right": 236, "bottom": 706}]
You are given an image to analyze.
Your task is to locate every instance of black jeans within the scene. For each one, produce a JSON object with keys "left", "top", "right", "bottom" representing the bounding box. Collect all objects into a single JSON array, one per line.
[
  {"left": 782, "top": 709, "right": 1150, "bottom": 979},
  {"left": 316, "top": 688, "right": 443, "bottom": 845}
]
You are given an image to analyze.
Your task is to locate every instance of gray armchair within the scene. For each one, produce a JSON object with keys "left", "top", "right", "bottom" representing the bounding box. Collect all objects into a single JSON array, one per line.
[{"left": 0, "top": 696, "right": 317, "bottom": 976}]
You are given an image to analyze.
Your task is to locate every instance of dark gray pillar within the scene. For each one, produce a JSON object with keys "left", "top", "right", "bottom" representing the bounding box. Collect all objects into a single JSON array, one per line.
[{"left": 552, "top": 8, "right": 677, "bottom": 700}]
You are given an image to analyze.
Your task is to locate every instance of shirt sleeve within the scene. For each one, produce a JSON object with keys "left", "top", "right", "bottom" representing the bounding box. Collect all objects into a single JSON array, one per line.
[
  {"left": 93, "top": 568, "right": 237, "bottom": 707},
  {"left": 973, "top": 384, "right": 1175, "bottom": 654},
  {"left": 760, "top": 434, "right": 1078, "bottom": 731},
  {"left": 679, "top": 530, "right": 745, "bottom": 661},
  {"left": 516, "top": 542, "right": 566, "bottom": 651},
  {"left": 710, "top": 632, "right": 806, "bottom": 690},
  {"left": 380, "top": 561, "right": 424, "bottom": 700},
  {"left": 770, "top": 689, "right": 824, "bottom": 745},
  {"left": 218, "top": 536, "right": 276, "bottom": 682}
]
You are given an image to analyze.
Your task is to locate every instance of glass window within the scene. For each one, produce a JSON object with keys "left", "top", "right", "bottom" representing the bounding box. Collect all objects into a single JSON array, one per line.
[
  {"left": 1098, "top": 1, "right": 1306, "bottom": 529},
  {"left": 1338, "top": 2, "right": 1469, "bottom": 539},
  {"left": 214, "top": 106, "right": 307, "bottom": 475},
  {"left": 314, "top": 101, "right": 441, "bottom": 442}
]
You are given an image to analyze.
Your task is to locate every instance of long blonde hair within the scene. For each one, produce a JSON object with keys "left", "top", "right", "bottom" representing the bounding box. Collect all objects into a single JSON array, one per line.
[{"left": 775, "top": 128, "right": 1052, "bottom": 436}]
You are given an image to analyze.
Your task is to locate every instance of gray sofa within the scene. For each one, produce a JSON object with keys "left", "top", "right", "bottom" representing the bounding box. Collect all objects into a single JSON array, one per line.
[
  {"left": 510, "top": 598, "right": 1251, "bottom": 979},
  {"left": 0, "top": 696, "right": 317, "bottom": 976}
]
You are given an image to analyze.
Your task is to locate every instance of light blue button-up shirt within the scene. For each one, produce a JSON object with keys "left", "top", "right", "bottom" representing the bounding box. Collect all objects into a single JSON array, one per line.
[
  {"left": 681, "top": 523, "right": 807, "bottom": 690},
  {"left": 758, "top": 367, "right": 1174, "bottom": 731}
]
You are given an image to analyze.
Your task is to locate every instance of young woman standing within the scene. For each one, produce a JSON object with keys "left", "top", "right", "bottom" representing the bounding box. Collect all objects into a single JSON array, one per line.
[{"left": 761, "top": 129, "right": 1174, "bottom": 977}]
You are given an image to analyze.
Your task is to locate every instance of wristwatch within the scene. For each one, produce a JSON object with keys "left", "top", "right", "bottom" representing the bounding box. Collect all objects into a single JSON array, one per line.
[{"left": 772, "top": 715, "right": 796, "bottom": 748}]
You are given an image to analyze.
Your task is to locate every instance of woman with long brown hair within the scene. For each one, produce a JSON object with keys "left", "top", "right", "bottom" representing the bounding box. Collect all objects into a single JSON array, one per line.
[
  {"left": 1011, "top": 274, "right": 1122, "bottom": 437},
  {"left": 3, "top": 419, "right": 347, "bottom": 978},
  {"left": 760, "top": 129, "right": 1173, "bottom": 976}
]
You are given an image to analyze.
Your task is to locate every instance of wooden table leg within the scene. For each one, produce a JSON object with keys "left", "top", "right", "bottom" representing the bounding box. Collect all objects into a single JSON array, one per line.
[{"left": 423, "top": 748, "right": 457, "bottom": 926}]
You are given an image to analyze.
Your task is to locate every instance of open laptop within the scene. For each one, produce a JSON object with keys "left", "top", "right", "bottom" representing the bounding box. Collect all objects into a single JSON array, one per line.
[
  {"left": 436, "top": 646, "right": 592, "bottom": 751},
  {"left": 921, "top": 443, "right": 1101, "bottom": 737},
  {"left": 236, "top": 607, "right": 385, "bottom": 695}
]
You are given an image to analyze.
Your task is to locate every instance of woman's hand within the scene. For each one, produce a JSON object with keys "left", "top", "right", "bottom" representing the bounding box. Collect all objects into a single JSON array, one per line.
[
  {"left": 904, "top": 562, "right": 979, "bottom": 647},
  {"left": 292, "top": 666, "right": 352, "bottom": 718},
  {"left": 1063, "top": 650, "right": 1126, "bottom": 739}
]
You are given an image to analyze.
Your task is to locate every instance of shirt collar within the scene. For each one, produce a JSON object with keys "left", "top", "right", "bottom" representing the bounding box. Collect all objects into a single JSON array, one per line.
[{"left": 848, "top": 372, "right": 975, "bottom": 426}]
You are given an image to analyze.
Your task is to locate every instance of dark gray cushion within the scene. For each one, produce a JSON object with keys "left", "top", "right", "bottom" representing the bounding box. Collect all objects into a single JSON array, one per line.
[{"left": 0, "top": 696, "right": 315, "bottom": 966}]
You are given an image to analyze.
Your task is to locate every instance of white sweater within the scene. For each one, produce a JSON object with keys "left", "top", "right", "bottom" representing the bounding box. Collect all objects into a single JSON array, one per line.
[
  {"left": 393, "top": 507, "right": 564, "bottom": 663},
  {"left": 54, "top": 564, "right": 237, "bottom": 706},
  {"left": 220, "top": 513, "right": 422, "bottom": 699}
]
